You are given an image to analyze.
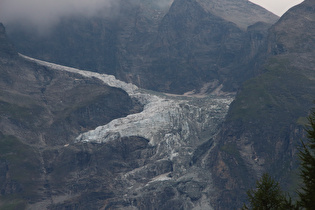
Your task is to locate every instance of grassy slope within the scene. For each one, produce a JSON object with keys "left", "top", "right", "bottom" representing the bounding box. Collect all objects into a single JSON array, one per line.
[
  {"left": 0, "top": 133, "right": 41, "bottom": 209},
  {"left": 223, "top": 53, "right": 315, "bottom": 196}
]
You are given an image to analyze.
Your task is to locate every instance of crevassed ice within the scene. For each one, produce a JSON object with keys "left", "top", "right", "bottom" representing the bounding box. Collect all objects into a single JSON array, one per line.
[{"left": 21, "top": 54, "right": 234, "bottom": 159}]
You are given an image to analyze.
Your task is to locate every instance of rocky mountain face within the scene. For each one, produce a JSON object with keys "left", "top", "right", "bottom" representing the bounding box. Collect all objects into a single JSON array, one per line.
[
  {"left": 0, "top": 24, "right": 17, "bottom": 58},
  {"left": 0, "top": 25, "right": 144, "bottom": 209},
  {"left": 196, "top": 0, "right": 278, "bottom": 29},
  {"left": 20, "top": 55, "right": 234, "bottom": 209},
  {"left": 210, "top": 0, "right": 315, "bottom": 206},
  {"left": 1, "top": 0, "right": 313, "bottom": 209},
  {"left": 0, "top": 21, "right": 235, "bottom": 209},
  {"left": 7, "top": 0, "right": 278, "bottom": 94}
]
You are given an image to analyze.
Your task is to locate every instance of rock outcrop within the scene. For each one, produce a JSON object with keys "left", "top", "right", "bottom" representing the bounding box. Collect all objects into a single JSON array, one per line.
[
  {"left": 0, "top": 23, "right": 17, "bottom": 58},
  {"left": 0, "top": 24, "right": 143, "bottom": 209},
  {"left": 210, "top": 0, "right": 315, "bottom": 207},
  {"left": 196, "top": 0, "right": 278, "bottom": 29},
  {"left": 6, "top": 0, "right": 278, "bottom": 94},
  {"left": 21, "top": 54, "right": 234, "bottom": 209},
  {"left": 1, "top": 22, "right": 235, "bottom": 208},
  {"left": 1, "top": 0, "right": 311, "bottom": 209}
]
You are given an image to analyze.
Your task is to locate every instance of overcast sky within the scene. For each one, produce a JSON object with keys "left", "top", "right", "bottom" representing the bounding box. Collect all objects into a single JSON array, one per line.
[
  {"left": 249, "top": 0, "right": 304, "bottom": 16},
  {"left": 0, "top": 0, "right": 305, "bottom": 30}
]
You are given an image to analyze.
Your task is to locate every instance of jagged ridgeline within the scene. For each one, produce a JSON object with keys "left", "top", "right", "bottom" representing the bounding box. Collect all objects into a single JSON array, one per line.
[
  {"left": 6, "top": 0, "right": 278, "bottom": 94},
  {"left": 213, "top": 0, "right": 315, "bottom": 206},
  {"left": 1, "top": 18, "right": 233, "bottom": 209},
  {"left": 1, "top": 0, "right": 314, "bottom": 209}
]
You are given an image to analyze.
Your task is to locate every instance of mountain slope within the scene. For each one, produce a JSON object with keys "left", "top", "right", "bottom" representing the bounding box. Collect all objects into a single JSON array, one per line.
[
  {"left": 197, "top": 0, "right": 279, "bottom": 29},
  {"left": 0, "top": 0, "right": 310, "bottom": 209},
  {"left": 0, "top": 22, "right": 235, "bottom": 209},
  {"left": 0, "top": 23, "right": 143, "bottom": 209},
  {"left": 19, "top": 56, "right": 234, "bottom": 210},
  {"left": 6, "top": 0, "right": 278, "bottom": 94},
  {"left": 0, "top": 23, "right": 16, "bottom": 58},
  {"left": 210, "top": 0, "right": 315, "bottom": 207}
]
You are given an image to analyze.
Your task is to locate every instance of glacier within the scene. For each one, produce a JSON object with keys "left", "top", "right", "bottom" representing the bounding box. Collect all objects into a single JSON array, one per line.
[
  {"left": 21, "top": 54, "right": 233, "bottom": 160},
  {"left": 21, "top": 54, "right": 234, "bottom": 209}
]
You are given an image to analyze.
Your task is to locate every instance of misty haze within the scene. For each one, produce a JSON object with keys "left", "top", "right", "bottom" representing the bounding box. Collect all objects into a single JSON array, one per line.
[{"left": 0, "top": 0, "right": 173, "bottom": 33}]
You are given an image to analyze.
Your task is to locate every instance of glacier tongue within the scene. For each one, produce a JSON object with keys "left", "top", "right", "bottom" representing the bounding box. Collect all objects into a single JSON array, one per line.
[
  {"left": 21, "top": 53, "right": 234, "bottom": 159},
  {"left": 77, "top": 95, "right": 233, "bottom": 146},
  {"left": 21, "top": 53, "right": 234, "bottom": 208}
]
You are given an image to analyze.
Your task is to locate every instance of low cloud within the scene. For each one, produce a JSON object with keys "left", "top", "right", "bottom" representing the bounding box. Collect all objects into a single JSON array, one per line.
[{"left": 0, "top": 0, "right": 118, "bottom": 32}]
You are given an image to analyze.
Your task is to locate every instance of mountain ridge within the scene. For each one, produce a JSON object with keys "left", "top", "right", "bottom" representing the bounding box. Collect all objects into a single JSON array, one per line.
[
  {"left": 0, "top": 22, "right": 234, "bottom": 209},
  {"left": 0, "top": 24, "right": 146, "bottom": 209},
  {"left": 211, "top": 0, "right": 315, "bottom": 206},
  {"left": 0, "top": 0, "right": 313, "bottom": 209},
  {"left": 196, "top": 0, "right": 279, "bottom": 29},
  {"left": 6, "top": 0, "right": 278, "bottom": 94}
]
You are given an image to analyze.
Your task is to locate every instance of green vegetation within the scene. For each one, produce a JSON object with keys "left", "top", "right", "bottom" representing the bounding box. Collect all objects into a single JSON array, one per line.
[
  {"left": 220, "top": 142, "right": 247, "bottom": 171},
  {"left": 0, "top": 133, "right": 41, "bottom": 207},
  {"left": 226, "top": 56, "right": 315, "bottom": 199},
  {"left": 243, "top": 108, "right": 315, "bottom": 209},
  {"left": 221, "top": 143, "right": 242, "bottom": 160},
  {"left": 297, "top": 108, "right": 315, "bottom": 209},
  {"left": 0, "top": 100, "right": 45, "bottom": 129},
  {"left": 0, "top": 197, "right": 26, "bottom": 210},
  {"left": 297, "top": 117, "right": 308, "bottom": 126},
  {"left": 0, "top": 101, "right": 33, "bottom": 121},
  {"left": 228, "top": 57, "right": 312, "bottom": 124},
  {"left": 220, "top": 142, "right": 250, "bottom": 188},
  {"left": 242, "top": 173, "right": 295, "bottom": 210}
]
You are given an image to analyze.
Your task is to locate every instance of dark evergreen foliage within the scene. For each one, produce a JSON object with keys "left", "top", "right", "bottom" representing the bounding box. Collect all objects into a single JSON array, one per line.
[
  {"left": 242, "top": 173, "right": 287, "bottom": 210},
  {"left": 243, "top": 107, "right": 315, "bottom": 210},
  {"left": 298, "top": 108, "right": 315, "bottom": 209}
]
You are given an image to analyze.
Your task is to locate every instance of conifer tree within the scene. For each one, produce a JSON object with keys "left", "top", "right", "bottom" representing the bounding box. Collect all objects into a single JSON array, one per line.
[
  {"left": 242, "top": 173, "right": 286, "bottom": 210},
  {"left": 298, "top": 109, "right": 315, "bottom": 209}
]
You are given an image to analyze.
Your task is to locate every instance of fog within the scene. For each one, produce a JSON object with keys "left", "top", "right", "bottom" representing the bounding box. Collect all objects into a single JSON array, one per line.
[
  {"left": 0, "top": 0, "right": 118, "bottom": 31},
  {"left": 0, "top": 0, "right": 303, "bottom": 32},
  {"left": 0, "top": 0, "right": 176, "bottom": 33}
]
